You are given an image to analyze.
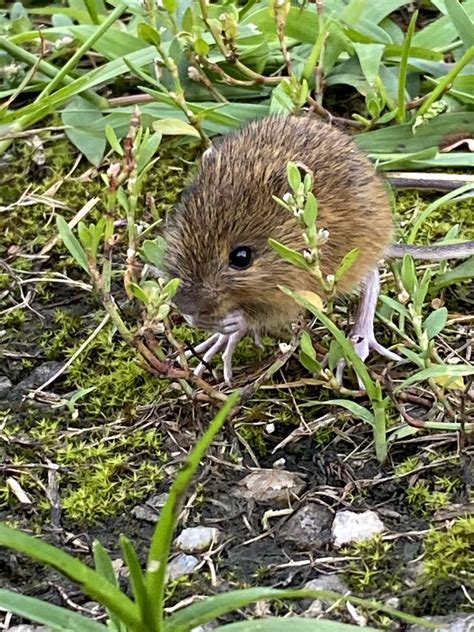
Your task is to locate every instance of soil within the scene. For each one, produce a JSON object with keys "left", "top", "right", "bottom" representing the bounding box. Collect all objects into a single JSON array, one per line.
[{"left": 0, "top": 132, "right": 473, "bottom": 630}]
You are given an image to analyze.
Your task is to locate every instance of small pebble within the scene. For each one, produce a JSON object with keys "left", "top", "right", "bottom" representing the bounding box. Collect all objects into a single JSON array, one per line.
[
  {"left": 0, "top": 375, "right": 13, "bottom": 399},
  {"left": 175, "top": 526, "right": 220, "bottom": 553},
  {"left": 282, "top": 503, "right": 333, "bottom": 550},
  {"left": 167, "top": 553, "right": 199, "bottom": 581},
  {"left": 331, "top": 510, "right": 385, "bottom": 547},
  {"left": 234, "top": 469, "right": 306, "bottom": 503}
]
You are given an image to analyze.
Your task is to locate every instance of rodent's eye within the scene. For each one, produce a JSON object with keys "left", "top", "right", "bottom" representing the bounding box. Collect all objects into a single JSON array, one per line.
[{"left": 229, "top": 246, "right": 253, "bottom": 270}]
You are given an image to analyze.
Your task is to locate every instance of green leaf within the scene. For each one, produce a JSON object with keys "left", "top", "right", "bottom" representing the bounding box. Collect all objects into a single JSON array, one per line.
[
  {"left": 0, "top": 525, "right": 144, "bottom": 631},
  {"left": 299, "top": 330, "right": 321, "bottom": 373},
  {"left": 194, "top": 38, "right": 209, "bottom": 56},
  {"left": 62, "top": 96, "right": 106, "bottom": 166},
  {"left": 353, "top": 43, "right": 385, "bottom": 86},
  {"left": 432, "top": 256, "right": 474, "bottom": 290},
  {"left": 93, "top": 541, "right": 126, "bottom": 632},
  {"left": 120, "top": 536, "right": 150, "bottom": 630},
  {"left": 56, "top": 215, "right": 89, "bottom": 274},
  {"left": 147, "top": 392, "right": 242, "bottom": 630},
  {"left": 287, "top": 161, "right": 302, "bottom": 192},
  {"left": 400, "top": 255, "right": 417, "bottom": 296},
  {"left": 423, "top": 307, "right": 448, "bottom": 339},
  {"left": 303, "top": 193, "right": 318, "bottom": 229},
  {"left": 141, "top": 237, "right": 167, "bottom": 270},
  {"left": 152, "top": 118, "right": 201, "bottom": 138},
  {"left": 105, "top": 124, "right": 124, "bottom": 155},
  {"left": 137, "top": 22, "right": 161, "bottom": 47},
  {"left": 0, "top": 589, "right": 108, "bottom": 632},
  {"left": 325, "top": 399, "right": 375, "bottom": 427},
  {"left": 397, "top": 10, "right": 418, "bottom": 122},
  {"left": 395, "top": 364, "right": 474, "bottom": 392},
  {"left": 268, "top": 239, "right": 309, "bottom": 271},
  {"left": 444, "top": 0, "right": 474, "bottom": 49},
  {"left": 334, "top": 248, "right": 360, "bottom": 283},
  {"left": 136, "top": 131, "right": 162, "bottom": 175},
  {"left": 214, "top": 617, "right": 378, "bottom": 632},
  {"left": 163, "top": 0, "right": 178, "bottom": 12}
]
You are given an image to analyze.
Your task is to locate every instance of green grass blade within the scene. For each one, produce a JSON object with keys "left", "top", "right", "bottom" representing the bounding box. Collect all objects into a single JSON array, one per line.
[
  {"left": 0, "top": 524, "right": 146, "bottom": 632},
  {"left": 164, "top": 586, "right": 438, "bottom": 632},
  {"left": 417, "top": 45, "right": 474, "bottom": 117},
  {"left": 120, "top": 535, "right": 153, "bottom": 630},
  {"left": 56, "top": 215, "right": 89, "bottom": 273},
  {"left": 214, "top": 619, "right": 377, "bottom": 632},
  {"left": 146, "top": 391, "right": 241, "bottom": 631},
  {"left": 396, "top": 10, "right": 418, "bottom": 122},
  {"left": 93, "top": 540, "right": 127, "bottom": 632},
  {"left": 323, "top": 399, "right": 375, "bottom": 426},
  {"left": 395, "top": 365, "right": 474, "bottom": 392},
  {"left": 36, "top": 2, "right": 126, "bottom": 101},
  {"left": 0, "top": 589, "right": 108, "bottom": 632}
]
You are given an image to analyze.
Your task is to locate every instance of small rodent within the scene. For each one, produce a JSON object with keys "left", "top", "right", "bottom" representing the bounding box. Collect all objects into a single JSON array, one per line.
[{"left": 164, "top": 115, "right": 474, "bottom": 384}]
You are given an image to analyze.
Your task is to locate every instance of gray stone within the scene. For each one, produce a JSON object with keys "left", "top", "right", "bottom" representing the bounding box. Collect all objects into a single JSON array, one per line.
[
  {"left": 8, "top": 362, "right": 64, "bottom": 401},
  {"left": 167, "top": 553, "right": 199, "bottom": 581},
  {"left": 175, "top": 526, "right": 220, "bottom": 553},
  {"left": 7, "top": 627, "right": 50, "bottom": 632},
  {"left": 0, "top": 375, "right": 13, "bottom": 398},
  {"left": 281, "top": 503, "right": 333, "bottom": 550},
  {"left": 331, "top": 510, "right": 385, "bottom": 547},
  {"left": 300, "top": 573, "right": 349, "bottom": 612}
]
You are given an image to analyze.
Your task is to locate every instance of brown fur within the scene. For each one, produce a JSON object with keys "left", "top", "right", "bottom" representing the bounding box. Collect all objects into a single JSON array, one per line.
[{"left": 164, "top": 115, "right": 393, "bottom": 333}]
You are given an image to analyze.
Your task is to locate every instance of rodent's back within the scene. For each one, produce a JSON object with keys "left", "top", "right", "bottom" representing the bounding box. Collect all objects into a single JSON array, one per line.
[{"left": 165, "top": 116, "right": 393, "bottom": 333}]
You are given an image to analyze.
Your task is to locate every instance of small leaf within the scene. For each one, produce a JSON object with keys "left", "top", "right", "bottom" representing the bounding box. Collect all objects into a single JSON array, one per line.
[
  {"left": 423, "top": 307, "right": 448, "bottom": 339},
  {"left": 128, "top": 283, "right": 149, "bottom": 304},
  {"left": 105, "top": 124, "right": 124, "bottom": 156},
  {"left": 296, "top": 290, "right": 324, "bottom": 311},
  {"left": 136, "top": 132, "right": 162, "bottom": 175},
  {"left": 395, "top": 364, "right": 474, "bottom": 392},
  {"left": 334, "top": 248, "right": 360, "bottom": 283},
  {"left": 137, "top": 22, "right": 161, "bottom": 47},
  {"left": 400, "top": 255, "right": 417, "bottom": 295},
  {"left": 140, "top": 237, "right": 167, "bottom": 270},
  {"left": 163, "top": 0, "right": 177, "bottom": 12},
  {"left": 152, "top": 118, "right": 200, "bottom": 138},
  {"left": 162, "top": 278, "right": 180, "bottom": 300},
  {"left": 268, "top": 239, "right": 309, "bottom": 271},
  {"left": 432, "top": 374, "right": 465, "bottom": 391},
  {"left": 194, "top": 38, "right": 209, "bottom": 56},
  {"left": 56, "top": 216, "right": 89, "bottom": 274},
  {"left": 299, "top": 352, "right": 321, "bottom": 374},
  {"left": 303, "top": 193, "right": 317, "bottom": 229},
  {"left": 325, "top": 399, "right": 375, "bottom": 427},
  {"left": 287, "top": 162, "right": 302, "bottom": 192}
]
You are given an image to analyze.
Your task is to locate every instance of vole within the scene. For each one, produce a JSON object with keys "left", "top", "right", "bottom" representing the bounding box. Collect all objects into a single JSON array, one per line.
[{"left": 164, "top": 116, "right": 474, "bottom": 385}]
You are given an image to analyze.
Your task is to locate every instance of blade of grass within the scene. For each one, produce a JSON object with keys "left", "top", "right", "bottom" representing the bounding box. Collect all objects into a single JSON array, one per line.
[
  {"left": 444, "top": 0, "right": 474, "bottom": 50},
  {"left": 396, "top": 10, "right": 418, "bottom": 122},
  {"left": 0, "top": 525, "right": 146, "bottom": 631},
  {"left": 146, "top": 391, "right": 241, "bottom": 631},
  {"left": 0, "top": 590, "right": 109, "bottom": 632},
  {"left": 36, "top": 2, "right": 126, "bottom": 101},
  {"left": 417, "top": 45, "right": 474, "bottom": 116}
]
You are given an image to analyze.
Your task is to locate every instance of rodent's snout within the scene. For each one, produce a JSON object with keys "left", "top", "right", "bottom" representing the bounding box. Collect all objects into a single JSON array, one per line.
[{"left": 173, "top": 283, "right": 224, "bottom": 332}]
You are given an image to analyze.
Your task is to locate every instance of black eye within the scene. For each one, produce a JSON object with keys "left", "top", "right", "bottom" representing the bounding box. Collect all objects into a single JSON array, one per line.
[{"left": 229, "top": 246, "right": 253, "bottom": 270}]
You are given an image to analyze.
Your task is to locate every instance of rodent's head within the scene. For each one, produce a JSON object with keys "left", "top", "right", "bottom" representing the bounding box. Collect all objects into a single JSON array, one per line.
[{"left": 164, "top": 142, "right": 313, "bottom": 333}]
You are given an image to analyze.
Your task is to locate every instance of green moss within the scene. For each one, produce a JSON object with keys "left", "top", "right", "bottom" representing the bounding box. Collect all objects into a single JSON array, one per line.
[
  {"left": 406, "top": 480, "right": 454, "bottom": 516},
  {"left": 394, "top": 456, "right": 420, "bottom": 476},
  {"left": 343, "top": 535, "right": 401, "bottom": 592},
  {"left": 422, "top": 516, "right": 473, "bottom": 584},
  {"left": 40, "top": 309, "right": 82, "bottom": 360}
]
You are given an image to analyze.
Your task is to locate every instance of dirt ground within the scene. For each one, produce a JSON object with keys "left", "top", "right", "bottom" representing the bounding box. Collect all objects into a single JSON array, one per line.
[{"left": 0, "top": 136, "right": 473, "bottom": 629}]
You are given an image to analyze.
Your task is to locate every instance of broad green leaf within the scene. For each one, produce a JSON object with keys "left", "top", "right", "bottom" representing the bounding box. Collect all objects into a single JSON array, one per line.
[
  {"left": 395, "top": 364, "right": 474, "bottom": 392},
  {"left": 0, "top": 589, "right": 108, "bottom": 632},
  {"left": 378, "top": 295, "right": 410, "bottom": 320},
  {"left": 423, "top": 307, "right": 448, "bottom": 339},
  {"left": 287, "top": 162, "right": 302, "bottom": 192},
  {"left": 299, "top": 330, "right": 321, "bottom": 373},
  {"left": 214, "top": 618, "right": 378, "bottom": 631},
  {"left": 105, "top": 124, "right": 124, "bottom": 155},
  {"left": 62, "top": 96, "right": 106, "bottom": 166},
  {"left": 444, "top": 0, "right": 474, "bottom": 49},
  {"left": 152, "top": 118, "right": 201, "bottom": 137},
  {"left": 0, "top": 525, "right": 144, "bottom": 631},
  {"left": 325, "top": 399, "right": 375, "bottom": 426},
  {"left": 303, "top": 193, "right": 318, "bottom": 229},
  {"left": 141, "top": 237, "right": 167, "bottom": 270},
  {"left": 299, "top": 351, "right": 322, "bottom": 374},
  {"left": 353, "top": 43, "right": 385, "bottom": 86},
  {"left": 56, "top": 215, "right": 89, "bottom": 273},
  {"left": 136, "top": 131, "right": 162, "bottom": 175}
]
